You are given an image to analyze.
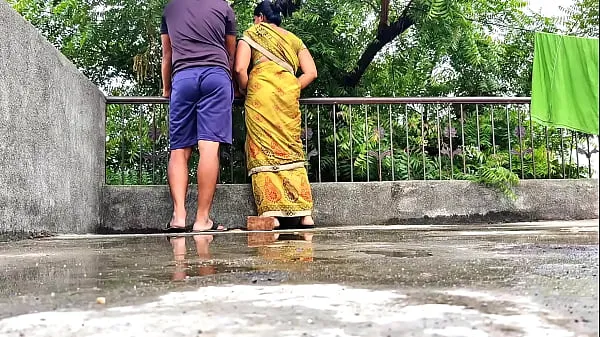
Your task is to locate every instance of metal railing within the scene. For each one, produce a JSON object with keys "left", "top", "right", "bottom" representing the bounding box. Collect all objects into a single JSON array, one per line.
[{"left": 104, "top": 96, "right": 598, "bottom": 185}]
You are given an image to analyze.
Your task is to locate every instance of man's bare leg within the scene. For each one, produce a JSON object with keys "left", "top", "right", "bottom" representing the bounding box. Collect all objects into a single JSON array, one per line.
[
  {"left": 168, "top": 148, "right": 193, "bottom": 228},
  {"left": 193, "top": 234, "right": 214, "bottom": 259},
  {"left": 193, "top": 235, "right": 216, "bottom": 275},
  {"left": 170, "top": 236, "right": 187, "bottom": 281},
  {"left": 193, "top": 140, "right": 224, "bottom": 231}
]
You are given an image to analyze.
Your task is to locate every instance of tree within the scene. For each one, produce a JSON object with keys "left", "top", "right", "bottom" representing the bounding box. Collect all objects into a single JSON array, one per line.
[
  {"left": 9, "top": 0, "right": 593, "bottom": 188},
  {"left": 563, "top": 0, "right": 599, "bottom": 37},
  {"left": 10, "top": 0, "right": 539, "bottom": 96}
]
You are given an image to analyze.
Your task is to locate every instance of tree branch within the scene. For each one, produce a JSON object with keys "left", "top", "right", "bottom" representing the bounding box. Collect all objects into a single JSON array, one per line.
[
  {"left": 378, "top": 0, "right": 390, "bottom": 32},
  {"left": 343, "top": 1, "right": 415, "bottom": 88}
]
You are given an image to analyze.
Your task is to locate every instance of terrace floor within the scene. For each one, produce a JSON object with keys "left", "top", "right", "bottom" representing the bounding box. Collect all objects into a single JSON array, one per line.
[{"left": 0, "top": 220, "right": 598, "bottom": 336}]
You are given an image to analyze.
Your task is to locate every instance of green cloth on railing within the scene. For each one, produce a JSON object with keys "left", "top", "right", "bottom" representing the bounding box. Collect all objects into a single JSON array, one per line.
[{"left": 531, "top": 32, "right": 599, "bottom": 135}]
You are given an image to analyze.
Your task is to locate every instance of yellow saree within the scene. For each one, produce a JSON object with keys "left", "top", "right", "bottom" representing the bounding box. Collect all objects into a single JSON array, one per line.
[{"left": 243, "top": 23, "right": 313, "bottom": 217}]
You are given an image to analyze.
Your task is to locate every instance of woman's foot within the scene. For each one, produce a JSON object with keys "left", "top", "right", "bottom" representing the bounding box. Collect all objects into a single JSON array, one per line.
[{"left": 301, "top": 216, "right": 315, "bottom": 227}]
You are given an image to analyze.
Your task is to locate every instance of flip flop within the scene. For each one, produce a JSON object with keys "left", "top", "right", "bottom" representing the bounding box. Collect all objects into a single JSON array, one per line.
[
  {"left": 277, "top": 217, "right": 315, "bottom": 230},
  {"left": 277, "top": 233, "right": 307, "bottom": 240},
  {"left": 192, "top": 221, "right": 229, "bottom": 233},
  {"left": 162, "top": 220, "right": 190, "bottom": 234}
]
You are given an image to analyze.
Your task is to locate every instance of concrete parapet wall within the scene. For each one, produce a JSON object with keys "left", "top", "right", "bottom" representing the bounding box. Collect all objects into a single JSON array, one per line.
[
  {"left": 0, "top": 1, "right": 105, "bottom": 238},
  {"left": 101, "top": 180, "right": 598, "bottom": 232}
]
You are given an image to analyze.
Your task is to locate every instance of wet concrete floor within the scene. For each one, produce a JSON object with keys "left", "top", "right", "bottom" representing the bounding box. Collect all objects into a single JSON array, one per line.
[{"left": 0, "top": 220, "right": 598, "bottom": 337}]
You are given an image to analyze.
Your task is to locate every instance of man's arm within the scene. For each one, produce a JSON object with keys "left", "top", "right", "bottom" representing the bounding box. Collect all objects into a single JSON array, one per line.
[
  {"left": 225, "top": 35, "right": 239, "bottom": 96},
  {"left": 160, "top": 15, "right": 172, "bottom": 98},
  {"left": 225, "top": 6, "right": 240, "bottom": 96},
  {"left": 225, "top": 35, "right": 237, "bottom": 74},
  {"left": 161, "top": 34, "right": 173, "bottom": 98}
]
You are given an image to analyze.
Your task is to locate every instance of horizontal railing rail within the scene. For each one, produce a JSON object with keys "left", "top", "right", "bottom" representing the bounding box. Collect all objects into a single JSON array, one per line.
[
  {"left": 106, "top": 96, "right": 532, "bottom": 105},
  {"left": 104, "top": 96, "right": 598, "bottom": 187}
]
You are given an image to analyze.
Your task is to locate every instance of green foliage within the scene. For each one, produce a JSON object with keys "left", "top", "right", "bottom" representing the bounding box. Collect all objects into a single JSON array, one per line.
[
  {"left": 561, "top": 0, "right": 599, "bottom": 37},
  {"left": 9, "top": 0, "right": 597, "bottom": 194}
]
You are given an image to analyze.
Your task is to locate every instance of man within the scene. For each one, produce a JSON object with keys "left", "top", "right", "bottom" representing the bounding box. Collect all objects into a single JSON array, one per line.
[{"left": 160, "top": 0, "right": 237, "bottom": 232}]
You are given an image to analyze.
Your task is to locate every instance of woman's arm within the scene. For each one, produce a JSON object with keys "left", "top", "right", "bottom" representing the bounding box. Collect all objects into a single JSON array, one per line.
[
  {"left": 297, "top": 48, "right": 317, "bottom": 90},
  {"left": 234, "top": 40, "right": 251, "bottom": 96}
]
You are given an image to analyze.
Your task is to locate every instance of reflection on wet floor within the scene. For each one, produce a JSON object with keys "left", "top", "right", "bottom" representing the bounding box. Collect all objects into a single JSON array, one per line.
[
  {"left": 167, "top": 232, "right": 314, "bottom": 281},
  {"left": 0, "top": 223, "right": 598, "bottom": 336}
]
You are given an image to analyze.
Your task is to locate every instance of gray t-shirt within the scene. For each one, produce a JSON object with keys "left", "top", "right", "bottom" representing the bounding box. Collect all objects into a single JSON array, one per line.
[{"left": 160, "top": 0, "right": 237, "bottom": 75}]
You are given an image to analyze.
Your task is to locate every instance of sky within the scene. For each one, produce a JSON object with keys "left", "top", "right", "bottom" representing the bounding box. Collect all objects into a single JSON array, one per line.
[{"left": 525, "top": 0, "right": 575, "bottom": 17}]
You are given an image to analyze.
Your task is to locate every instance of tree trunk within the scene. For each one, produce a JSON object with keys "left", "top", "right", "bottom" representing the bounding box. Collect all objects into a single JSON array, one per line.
[
  {"left": 343, "top": 0, "right": 415, "bottom": 88},
  {"left": 343, "top": 16, "right": 414, "bottom": 88}
]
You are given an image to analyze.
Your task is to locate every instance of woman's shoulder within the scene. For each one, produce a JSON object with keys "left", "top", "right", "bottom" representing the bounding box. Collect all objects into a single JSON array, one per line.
[
  {"left": 243, "top": 23, "right": 266, "bottom": 35},
  {"left": 280, "top": 28, "right": 305, "bottom": 47}
]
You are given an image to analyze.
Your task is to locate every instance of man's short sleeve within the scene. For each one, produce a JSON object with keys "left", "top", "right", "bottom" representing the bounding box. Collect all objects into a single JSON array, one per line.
[
  {"left": 225, "top": 5, "right": 237, "bottom": 36},
  {"left": 160, "top": 15, "right": 168, "bottom": 35}
]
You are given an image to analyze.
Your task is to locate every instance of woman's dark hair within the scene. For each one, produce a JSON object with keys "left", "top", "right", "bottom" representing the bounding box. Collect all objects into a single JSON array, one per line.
[{"left": 253, "top": 0, "right": 293, "bottom": 26}]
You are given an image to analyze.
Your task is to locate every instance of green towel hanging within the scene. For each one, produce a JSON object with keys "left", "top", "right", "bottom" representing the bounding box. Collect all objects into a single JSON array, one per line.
[{"left": 531, "top": 32, "right": 599, "bottom": 135}]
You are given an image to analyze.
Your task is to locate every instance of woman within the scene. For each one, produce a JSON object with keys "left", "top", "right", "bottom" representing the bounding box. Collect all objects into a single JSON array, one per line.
[{"left": 234, "top": 0, "right": 318, "bottom": 229}]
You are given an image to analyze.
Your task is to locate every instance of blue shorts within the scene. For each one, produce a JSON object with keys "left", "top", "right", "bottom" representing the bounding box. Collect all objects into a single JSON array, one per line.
[{"left": 169, "top": 66, "right": 233, "bottom": 150}]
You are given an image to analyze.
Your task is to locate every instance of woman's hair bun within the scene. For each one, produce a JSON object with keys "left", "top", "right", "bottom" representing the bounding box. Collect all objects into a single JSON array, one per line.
[{"left": 254, "top": 0, "right": 297, "bottom": 25}]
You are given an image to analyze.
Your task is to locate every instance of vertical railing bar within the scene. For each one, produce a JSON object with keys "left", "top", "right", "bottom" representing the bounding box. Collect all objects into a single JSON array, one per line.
[
  {"left": 333, "top": 104, "right": 338, "bottom": 182},
  {"left": 575, "top": 132, "right": 580, "bottom": 178},
  {"left": 569, "top": 131, "right": 575, "bottom": 178},
  {"left": 389, "top": 104, "right": 394, "bottom": 181},
  {"left": 165, "top": 104, "right": 170, "bottom": 184},
  {"left": 242, "top": 108, "right": 248, "bottom": 183},
  {"left": 545, "top": 127, "right": 550, "bottom": 179},
  {"left": 317, "top": 105, "right": 322, "bottom": 183},
  {"left": 152, "top": 105, "right": 157, "bottom": 184},
  {"left": 506, "top": 105, "right": 512, "bottom": 173},
  {"left": 491, "top": 106, "right": 496, "bottom": 156},
  {"left": 421, "top": 105, "right": 426, "bottom": 180},
  {"left": 349, "top": 105, "right": 354, "bottom": 182},
  {"left": 377, "top": 105, "right": 382, "bottom": 181},
  {"left": 365, "top": 105, "right": 370, "bottom": 182},
  {"left": 518, "top": 108, "right": 524, "bottom": 179},
  {"left": 528, "top": 105, "right": 536, "bottom": 178},
  {"left": 476, "top": 104, "right": 481, "bottom": 151},
  {"left": 435, "top": 104, "right": 442, "bottom": 180},
  {"left": 138, "top": 106, "right": 143, "bottom": 184},
  {"left": 120, "top": 105, "right": 125, "bottom": 185},
  {"left": 304, "top": 105, "right": 308, "bottom": 159},
  {"left": 230, "top": 143, "right": 234, "bottom": 184},
  {"left": 587, "top": 136, "right": 592, "bottom": 178},
  {"left": 460, "top": 104, "right": 466, "bottom": 174},
  {"left": 560, "top": 128, "right": 565, "bottom": 179},
  {"left": 217, "top": 150, "right": 221, "bottom": 183},
  {"left": 405, "top": 104, "right": 410, "bottom": 180},
  {"left": 448, "top": 104, "right": 454, "bottom": 180}
]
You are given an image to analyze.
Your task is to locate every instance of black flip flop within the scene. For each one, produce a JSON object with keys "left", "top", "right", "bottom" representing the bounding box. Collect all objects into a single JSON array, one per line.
[
  {"left": 277, "top": 233, "right": 309, "bottom": 241},
  {"left": 163, "top": 220, "right": 190, "bottom": 234},
  {"left": 277, "top": 217, "right": 315, "bottom": 230},
  {"left": 192, "top": 221, "right": 228, "bottom": 233}
]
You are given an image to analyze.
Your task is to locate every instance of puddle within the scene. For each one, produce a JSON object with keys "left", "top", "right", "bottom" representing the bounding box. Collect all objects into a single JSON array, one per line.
[
  {"left": 361, "top": 249, "right": 434, "bottom": 258},
  {"left": 0, "top": 225, "right": 597, "bottom": 335}
]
